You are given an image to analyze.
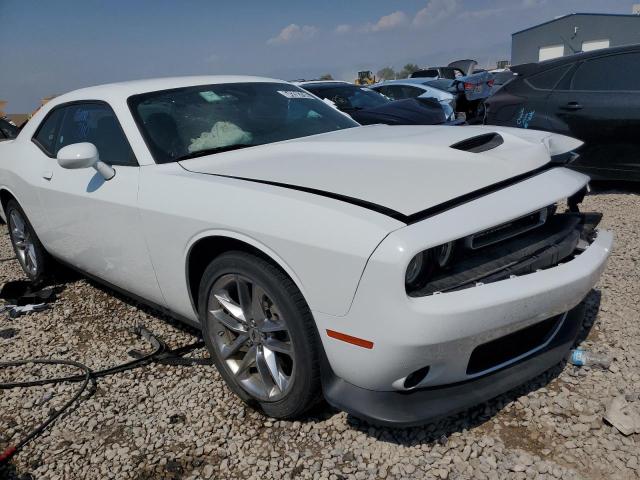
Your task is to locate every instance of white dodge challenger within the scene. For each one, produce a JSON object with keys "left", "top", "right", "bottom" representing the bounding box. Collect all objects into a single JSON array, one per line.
[{"left": 0, "top": 76, "right": 612, "bottom": 426}]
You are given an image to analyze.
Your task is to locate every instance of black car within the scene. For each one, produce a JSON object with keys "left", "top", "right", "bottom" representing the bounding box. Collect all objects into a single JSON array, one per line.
[
  {"left": 0, "top": 118, "right": 19, "bottom": 141},
  {"left": 485, "top": 45, "right": 640, "bottom": 181},
  {"left": 298, "top": 81, "right": 449, "bottom": 126}
]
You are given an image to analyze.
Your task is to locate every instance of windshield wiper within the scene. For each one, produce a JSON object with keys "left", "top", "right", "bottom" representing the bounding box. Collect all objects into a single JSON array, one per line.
[{"left": 176, "top": 143, "right": 253, "bottom": 161}]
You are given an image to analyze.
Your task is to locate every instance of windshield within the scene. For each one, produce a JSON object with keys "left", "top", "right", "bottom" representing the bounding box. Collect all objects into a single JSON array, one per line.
[
  {"left": 128, "top": 82, "right": 359, "bottom": 163},
  {"left": 304, "top": 85, "right": 389, "bottom": 111}
]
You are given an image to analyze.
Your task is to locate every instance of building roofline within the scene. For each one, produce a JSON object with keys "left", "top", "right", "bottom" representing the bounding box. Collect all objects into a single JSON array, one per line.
[
  {"left": 512, "top": 12, "right": 640, "bottom": 36},
  {"left": 511, "top": 43, "right": 640, "bottom": 74}
]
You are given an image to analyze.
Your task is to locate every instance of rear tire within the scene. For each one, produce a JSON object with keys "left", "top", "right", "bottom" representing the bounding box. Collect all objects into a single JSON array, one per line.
[
  {"left": 5, "top": 199, "right": 50, "bottom": 285},
  {"left": 199, "top": 251, "right": 322, "bottom": 419}
]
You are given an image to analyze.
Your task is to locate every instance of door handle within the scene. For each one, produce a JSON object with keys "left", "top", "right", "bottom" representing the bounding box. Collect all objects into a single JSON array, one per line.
[
  {"left": 561, "top": 102, "right": 583, "bottom": 111},
  {"left": 42, "top": 170, "right": 53, "bottom": 180}
]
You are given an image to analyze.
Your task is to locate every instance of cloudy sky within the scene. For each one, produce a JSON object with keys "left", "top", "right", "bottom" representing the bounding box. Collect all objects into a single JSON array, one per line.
[{"left": 0, "top": 0, "right": 633, "bottom": 111}]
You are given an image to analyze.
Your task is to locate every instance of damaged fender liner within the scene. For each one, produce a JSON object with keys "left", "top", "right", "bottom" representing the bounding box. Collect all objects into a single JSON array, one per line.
[{"left": 179, "top": 161, "right": 557, "bottom": 225}]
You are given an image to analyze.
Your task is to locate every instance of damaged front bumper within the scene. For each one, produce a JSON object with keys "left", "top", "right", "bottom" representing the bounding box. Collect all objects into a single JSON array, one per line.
[
  {"left": 314, "top": 167, "right": 613, "bottom": 426},
  {"left": 319, "top": 227, "right": 612, "bottom": 426}
]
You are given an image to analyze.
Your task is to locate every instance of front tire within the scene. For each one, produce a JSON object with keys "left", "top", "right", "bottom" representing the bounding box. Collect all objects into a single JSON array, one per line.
[
  {"left": 199, "top": 251, "right": 322, "bottom": 419},
  {"left": 6, "top": 199, "right": 50, "bottom": 284}
]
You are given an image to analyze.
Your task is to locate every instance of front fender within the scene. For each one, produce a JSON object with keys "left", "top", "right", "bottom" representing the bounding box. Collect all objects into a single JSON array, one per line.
[{"left": 138, "top": 163, "right": 403, "bottom": 321}]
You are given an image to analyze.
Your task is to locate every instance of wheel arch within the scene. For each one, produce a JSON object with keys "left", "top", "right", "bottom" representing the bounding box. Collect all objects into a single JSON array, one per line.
[
  {"left": 185, "top": 231, "right": 308, "bottom": 317},
  {"left": 0, "top": 187, "right": 20, "bottom": 222}
]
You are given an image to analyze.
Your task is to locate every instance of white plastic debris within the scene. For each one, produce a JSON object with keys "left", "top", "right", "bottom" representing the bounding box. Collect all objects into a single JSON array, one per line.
[{"left": 604, "top": 395, "right": 640, "bottom": 436}]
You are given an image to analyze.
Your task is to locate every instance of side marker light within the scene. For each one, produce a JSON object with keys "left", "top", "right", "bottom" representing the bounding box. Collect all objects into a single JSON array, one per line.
[{"left": 326, "top": 330, "right": 374, "bottom": 349}]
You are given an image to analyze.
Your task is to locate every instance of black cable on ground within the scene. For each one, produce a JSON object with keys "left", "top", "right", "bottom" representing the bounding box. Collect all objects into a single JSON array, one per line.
[
  {"left": 0, "top": 325, "right": 210, "bottom": 464},
  {"left": 0, "top": 359, "right": 91, "bottom": 463}
]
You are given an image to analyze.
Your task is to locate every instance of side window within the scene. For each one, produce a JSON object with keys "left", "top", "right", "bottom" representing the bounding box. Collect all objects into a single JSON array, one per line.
[
  {"left": 526, "top": 65, "right": 571, "bottom": 90},
  {"left": 33, "top": 108, "right": 65, "bottom": 156},
  {"left": 374, "top": 86, "right": 391, "bottom": 98},
  {"left": 400, "top": 86, "right": 424, "bottom": 98},
  {"left": 380, "top": 86, "right": 405, "bottom": 100},
  {"left": 56, "top": 103, "right": 137, "bottom": 166},
  {"left": 571, "top": 53, "right": 640, "bottom": 91}
]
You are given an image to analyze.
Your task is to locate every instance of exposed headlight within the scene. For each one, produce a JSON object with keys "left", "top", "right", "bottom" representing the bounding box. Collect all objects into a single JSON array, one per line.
[
  {"left": 435, "top": 241, "right": 454, "bottom": 268},
  {"left": 405, "top": 241, "right": 455, "bottom": 291},
  {"left": 405, "top": 252, "right": 426, "bottom": 288}
]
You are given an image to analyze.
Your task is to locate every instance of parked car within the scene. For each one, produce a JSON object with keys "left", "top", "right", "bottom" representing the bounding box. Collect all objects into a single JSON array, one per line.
[
  {"left": 369, "top": 79, "right": 458, "bottom": 119},
  {"left": 418, "top": 76, "right": 492, "bottom": 123},
  {"left": 410, "top": 61, "right": 494, "bottom": 123},
  {"left": 296, "top": 80, "right": 454, "bottom": 125},
  {"left": 0, "top": 117, "right": 19, "bottom": 141},
  {"left": 485, "top": 45, "right": 640, "bottom": 181},
  {"left": 0, "top": 76, "right": 612, "bottom": 426}
]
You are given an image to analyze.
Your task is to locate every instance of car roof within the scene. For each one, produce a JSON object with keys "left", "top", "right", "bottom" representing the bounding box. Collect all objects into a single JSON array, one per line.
[
  {"left": 296, "top": 81, "right": 352, "bottom": 88},
  {"left": 512, "top": 43, "right": 640, "bottom": 76},
  {"left": 49, "top": 75, "right": 289, "bottom": 104}
]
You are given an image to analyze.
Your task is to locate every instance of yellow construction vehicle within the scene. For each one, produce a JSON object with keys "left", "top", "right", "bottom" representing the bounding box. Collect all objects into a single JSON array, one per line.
[{"left": 354, "top": 70, "right": 377, "bottom": 85}]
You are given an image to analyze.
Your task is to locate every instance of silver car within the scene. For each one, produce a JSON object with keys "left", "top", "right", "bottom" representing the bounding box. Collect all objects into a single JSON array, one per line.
[{"left": 371, "top": 79, "right": 457, "bottom": 121}]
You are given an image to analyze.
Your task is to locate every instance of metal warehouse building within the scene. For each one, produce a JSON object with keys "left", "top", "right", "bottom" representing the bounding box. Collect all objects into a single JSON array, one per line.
[{"left": 511, "top": 12, "right": 640, "bottom": 65}]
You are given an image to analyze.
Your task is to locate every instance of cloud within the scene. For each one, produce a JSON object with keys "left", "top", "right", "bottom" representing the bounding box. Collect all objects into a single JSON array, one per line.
[
  {"left": 459, "top": 0, "right": 547, "bottom": 21},
  {"left": 522, "top": 0, "right": 547, "bottom": 7},
  {"left": 458, "top": 7, "right": 506, "bottom": 20},
  {"left": 267, "top": 24, "right": 318, "bottom": 45},
  {"left": 362, "top": 11, "right": 408, "bottom": 33},
  {"left": 334, "top": 24, "right": 351, "bottom": 34},
  {"left": 413, "top": 0, "right": 459, "bottom": 27}
]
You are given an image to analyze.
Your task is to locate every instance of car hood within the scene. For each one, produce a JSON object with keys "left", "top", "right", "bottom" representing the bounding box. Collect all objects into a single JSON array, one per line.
[
  {"left": 350, "top": 98, "right": 446, "bottom": 126},
  {"left": 179, "top": 125, "right": 581, "bottom": 218}
]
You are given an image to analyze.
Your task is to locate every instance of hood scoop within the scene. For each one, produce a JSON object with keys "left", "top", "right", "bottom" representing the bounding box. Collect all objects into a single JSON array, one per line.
[{"left": 450, "top": 132, "right": 504, "bottom": 153}]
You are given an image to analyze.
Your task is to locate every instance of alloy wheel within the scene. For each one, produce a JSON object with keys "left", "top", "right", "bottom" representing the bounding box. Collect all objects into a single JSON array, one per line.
[
  {"left": 207, "top": 274, "right": 295, "bottom": 401},
  {"left": 9, "top": 209, "right": 38, "bottom": 276}
]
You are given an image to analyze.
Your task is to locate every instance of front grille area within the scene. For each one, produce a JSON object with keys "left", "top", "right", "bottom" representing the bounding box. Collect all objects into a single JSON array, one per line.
[
  {"left": 410, "top": 213, "right": 585, "bottom": 296},
  {"left": 467, "top": 208, "right": 549, "bottom": 249},
  {"left": 408, "top": 209, "right": 603, "bottom": 298},
  {"left": 466, "top": 314, "right": 564, "bottom": 375}
]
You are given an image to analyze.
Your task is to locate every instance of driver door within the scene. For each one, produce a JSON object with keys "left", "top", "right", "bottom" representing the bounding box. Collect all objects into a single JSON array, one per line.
[{"left": 33, "top": 102, "right": 165, "bottom": 305}]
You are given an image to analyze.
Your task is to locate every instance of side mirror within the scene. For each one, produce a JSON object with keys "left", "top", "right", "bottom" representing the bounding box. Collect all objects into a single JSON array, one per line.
[{"left": 57, "top": 142, "right": 115, "bottom": 180}]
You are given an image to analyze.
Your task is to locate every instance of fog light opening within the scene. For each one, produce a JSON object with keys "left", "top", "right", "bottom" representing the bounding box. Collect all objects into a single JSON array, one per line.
[{"left": 403, "top": 366, "right": 431, "bottom": 389}]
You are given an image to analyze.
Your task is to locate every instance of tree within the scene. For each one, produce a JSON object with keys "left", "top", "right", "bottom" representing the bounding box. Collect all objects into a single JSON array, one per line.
[
  {"left": 376, "top": 67, "right": 397, "bottom": 81},
  {"left": 400, "top": 63, "right": 420, "bottom": 78},
  {"left": 319, "top": 73, "right": 334, "bottom": 80}
]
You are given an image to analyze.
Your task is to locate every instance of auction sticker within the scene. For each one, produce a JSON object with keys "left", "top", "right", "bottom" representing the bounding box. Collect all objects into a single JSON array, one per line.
[{"left": 277, "top": 90, "right": 315, "bottom": 99}]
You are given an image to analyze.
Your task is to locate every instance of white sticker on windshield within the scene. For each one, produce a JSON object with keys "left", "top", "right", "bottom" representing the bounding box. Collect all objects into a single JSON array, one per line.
[
  {"left": 199, "top": 91, "right": 222, "bottom": 102},
  {"left": 277, "top": 90, "right": 314, "bottom": 99}
]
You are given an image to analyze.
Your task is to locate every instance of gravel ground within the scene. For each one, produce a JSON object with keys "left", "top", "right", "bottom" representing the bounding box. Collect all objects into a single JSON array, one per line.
[{"left": 1, "top": 189, "right": 639, "bottom": 480}]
